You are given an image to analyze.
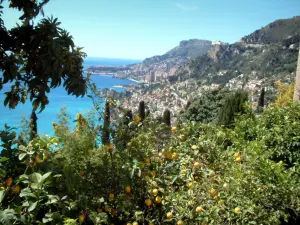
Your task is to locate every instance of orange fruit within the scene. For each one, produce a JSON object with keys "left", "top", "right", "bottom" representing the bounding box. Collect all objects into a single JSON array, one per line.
[
  {"left": 209, "top": 188, "right": 217, "bottom": 198},
  {"left": 104, "top": 207, "right": 110, "bottom": 213},
  {"left": 125, "top": 186, "right": 131, "bottom": 194},
  {"left": 155, "top": 196, "right": 162, "bottom": 204},
  {"left": 234, "top": 207, "right": 241, "bottom": 213},
  {"left": 165, "top": 152, "right": 172, "bottom": 160},
  {"left": 234, "top": 152, "right": 241, "bottom": 158},
  {"left": 109, "top": 193, "right": 114, "bottom": 200},
  {"left": 166, "top": 212, "right": 173, "bottom": 219},
  {"left": 145, "top": 158, "right": 151, "bottom": 165},
  {"left": 97, "top": 207, "right": 103, "bottom": 213},
  {"left": 194, "top": 162, "right": 201, "bottom": 167},
  {"left": 126, "top": 223, "right": 132, "bottom": 225},
  {"left": 145, "top": 199, "right": 152, "bottom": 207},
  {"left": 235, "top": 156, "right": 242, "bottom": 163},
  {"left": 152, "top": 188, "right": 159, "bottom": 196},
  {"left": 133, "top": 222, "right": 139, "bottom": 225},
  {"left": 5, "top": 177, "right": 13, "bottom": 187},
  {"left": 187, "top": 182, "right": 193, "bottom": 189},
  {"left": 35, "top": 154, "right": 41, "bottom": 163},
  {"left": 151, "top": 170, "right": 156, "bottom": 177},
  {"left": 172, "top": 152, "right": 178, "bottom": 160},
  {"left": 196, "top": 206, "right": 204, "bottom": 214},
  {"left": 111, "top": 209, "right": 117, "bottom": 216},
  {"left": 12, "top": 185, "right": 21, "bottom": 194},
  {"left": 177, "top": 220, "right": 183, "bottom": 225}
]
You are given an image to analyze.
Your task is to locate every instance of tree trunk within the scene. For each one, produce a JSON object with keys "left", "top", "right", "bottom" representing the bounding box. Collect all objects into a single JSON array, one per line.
[{"left": 293, "top": 44, "right": 300, "bottom": 102}]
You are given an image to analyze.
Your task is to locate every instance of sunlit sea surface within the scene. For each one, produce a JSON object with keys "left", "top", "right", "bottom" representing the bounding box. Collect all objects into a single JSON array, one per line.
[{"left": 0, "top": 57, "right": 140, "bottom": 136}]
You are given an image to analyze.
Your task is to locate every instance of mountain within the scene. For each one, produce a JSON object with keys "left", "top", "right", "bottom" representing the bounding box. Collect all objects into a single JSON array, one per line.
[
  {"left": 184, "top": 16, "right": 300, "bottom": 87},
  {"left": 143, "top": 39, "right": 213, "bottom": 65},
  {"left": 241, "top": 16, "right": 300, "bottom": 44}
]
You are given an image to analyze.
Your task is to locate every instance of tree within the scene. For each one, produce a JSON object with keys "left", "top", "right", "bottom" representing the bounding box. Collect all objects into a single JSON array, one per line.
[
  {"left": 256, "top": 87, "right": 265, "bottom": 112},
  {"left": 0, "top": 0, "right": 87, "bottom": 112},
  {"left": 162, "top": 109, "right": 171, "bottom": 126},
  {"left": 217, "top": 90, "right": 248, "bottom": 127},
  {"left": 138, "top": 101, "right": 145, "bottom": 121},
  {"left": 102, "top": 100, "right": 110, "bottom": 145},
  {"left": 29, "top": 109, "right": 37, "bottom": 140}
]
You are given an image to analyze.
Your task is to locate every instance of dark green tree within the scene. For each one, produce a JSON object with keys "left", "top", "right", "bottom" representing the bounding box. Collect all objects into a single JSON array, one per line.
[
  {"left": 162, "top": 109, "right": 171, "bottom": 126},
  {"left": 0, "top": 0, "right": 87, "bottom": 112},
  {"left": 30, "top": 109, "right": 38, "bottom": 140},
  {"left": 217, "top": 90, "right": 248, "bottom": 127},
  {"left": 256, "top": 87, "right": 265, "bottom": 112},
  {"left": 139, "top": 101, "right": 145, "bottom": 121},
  {"left": 102, "top": 100, "right": 110, "bottom": 145}
]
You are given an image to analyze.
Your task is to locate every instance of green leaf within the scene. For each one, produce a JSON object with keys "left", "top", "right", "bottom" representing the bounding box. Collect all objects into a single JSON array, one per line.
[
  {"left": 0, "top": 189, "right": 6, "bottom": 203},
  {"left": 28, "top": 201, "right": 38, "bottom": 212},
  {"left": 41, "top": 172, "right": 52, "bottom": 182},
  {"left": 31, "top": 173, "right": 42, "bottom": 183},
  {"left": 18, "top": 153, "right": 27, "bottom": 161},
  {"left": 0, "top": 157, "right": 8, "bottom": 163}
]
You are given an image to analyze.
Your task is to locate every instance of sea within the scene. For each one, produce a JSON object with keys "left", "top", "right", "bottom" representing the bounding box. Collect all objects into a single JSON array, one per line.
[{"left": 0, "top": 57, "right": 140, "bottom": 136}]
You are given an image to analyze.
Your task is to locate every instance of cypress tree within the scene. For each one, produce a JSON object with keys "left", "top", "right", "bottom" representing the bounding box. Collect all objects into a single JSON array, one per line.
[
  {"left": 30, "top": 109, "right": 38, "bottom": 141},
  {"left": 102, "top": 100, "right": 110, "bottom": 145},
  {"left": 257, "top": 87, "right": 265, "bottom": 112},
  {"left": 162, "top": 109, "right": 171, "bottom": 126},
  {"left": 217, "top": 90, "right": 248, "bottom": 127},
  {"left": 139, "top": 101, "right": 145, "bottom": 121}
]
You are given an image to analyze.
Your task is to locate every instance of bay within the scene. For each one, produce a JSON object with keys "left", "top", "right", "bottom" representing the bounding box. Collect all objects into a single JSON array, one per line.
[{"left": 0, "top": 57, "right": 140, "bottom": 136}]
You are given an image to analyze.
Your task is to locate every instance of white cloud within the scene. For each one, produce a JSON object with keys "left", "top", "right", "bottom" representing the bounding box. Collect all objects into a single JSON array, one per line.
[{"left": 175, "top": 3, "right": 199, "bottom": 11}]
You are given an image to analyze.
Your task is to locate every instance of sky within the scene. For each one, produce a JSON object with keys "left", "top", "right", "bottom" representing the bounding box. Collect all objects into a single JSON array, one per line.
[{"left": 1, "top": 0, "right": 300, "bottom": 59}]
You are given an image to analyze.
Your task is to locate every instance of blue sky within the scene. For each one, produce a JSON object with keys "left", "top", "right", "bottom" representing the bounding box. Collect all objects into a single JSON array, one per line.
[{"left": 2, "top": 0, "right": 300, "bottom": 59}]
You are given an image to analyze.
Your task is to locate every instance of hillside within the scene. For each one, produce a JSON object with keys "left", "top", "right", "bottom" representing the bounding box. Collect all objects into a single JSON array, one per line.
[
  {"left": 184, "top": 16, "right": 300, "bottom": 87},
  {"left": 143, "top": 39, "right": 212, "bottom": 65},
  {"left": 241, "top": 16, "right": 300, "bottom": 44}
]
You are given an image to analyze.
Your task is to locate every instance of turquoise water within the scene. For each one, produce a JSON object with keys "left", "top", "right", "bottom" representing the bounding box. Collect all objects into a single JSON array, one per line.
[{"left": 0, "top": 58, "right": 139, "bottom": 136}]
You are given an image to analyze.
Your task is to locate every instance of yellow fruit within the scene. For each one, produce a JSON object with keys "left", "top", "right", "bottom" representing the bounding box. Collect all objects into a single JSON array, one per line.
[
  {"left": 109, "top": 193, "right": 114, "bottom": 200},
  {"left": 158, "top": 152, "right": 163, "bottom": 157},
  {"left": 194, "top": 162, "right": 201, "bottom": 167},
  {"left": 187, "top": 182, "right": 193, "bottom": 189},
  {"left": 35, "top": 154, "right": 41, "bottom": 163},
  {"left": 171, "top": 127, "right": 177, "bottom": 132},
  {"left": 209, "top": 188, "right": 217, "bottom": 198},
  {"left": 234, "top": 207, "right": 241, "bottom": 213},
  {"left": 79, "top": 214, "right": 85, "bottom": 223},
  {"left": 234, "top": 152, "right": 241, "bottom": 158},
  {"left": 145, "top": 199, "right": 152, "bottom": 207},
  {"left": 126, "top": 223, "right": 132, "bottom": 225},
  {"left": 133, "top": 222, "right": 139, "bottom": 225},
  {"left": 155, "top": 196, "right": 162, "bottom": 204},
  {"left": 196, "top": 206, "right": 204, "bottom": 214},
  {"left": 165, "top": 152, "right": 172, "bottom": 160},
  {"left": 223, "top": 183, "right": 228, "bottom": 189},
  {"left": 177, "top": 220, "right": 183, "bottom": 225},
  {"left": 172, "top": 152, "right": 178, "bottom": 160},
  {"left": 152, "top": 188, "right": 159, "bottom": 196},
  {"left": 191, "top": 145, "right": 199, "bottom": 150},
  {"left": 125, "top": 186, "right": 131, "bottom": 194},
  {"left": 145, "top": 158, "right": 151, "bottom": 165},
  {"left": 235, "top": 156, "right": 242, "bottom": 163},
  {"left": 181, "top": 168, "right": 187, "bottom": 174},
  {"left": 166, "top": 212, "right": 173, "bottom": 219},
  {"left": 12, "top": 185, "right": 21, "bottom": 194}
]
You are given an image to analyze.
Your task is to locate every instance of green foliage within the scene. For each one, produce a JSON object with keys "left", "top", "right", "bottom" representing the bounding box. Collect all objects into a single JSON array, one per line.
[
  {"left": 0, "top": 0, "right": 87, "bottom": 111},
  {"left": 180, "top": 88, "right": 230, "bottom": 123},
  {"left": 217, "top": 89, "right": 249, "bottom": 127}
]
